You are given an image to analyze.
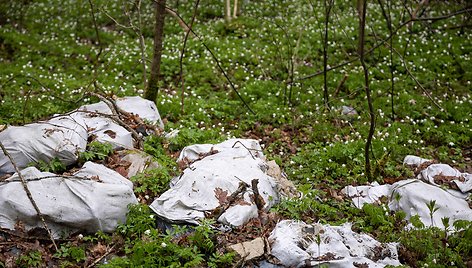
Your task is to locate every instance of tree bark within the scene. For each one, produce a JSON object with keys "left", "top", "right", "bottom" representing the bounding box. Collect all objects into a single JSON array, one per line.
[
  {"left": 144, "top": 0, "right": 166, "bottom": 102},
  {"left": 225, "top": 0, "right": 231, "bottom": 23},
  {"left": 358, "top": 0, "right": 375, "bottom": 181},
  {"left": 323, "top": 0, "right": 334, "bottom": 110}
]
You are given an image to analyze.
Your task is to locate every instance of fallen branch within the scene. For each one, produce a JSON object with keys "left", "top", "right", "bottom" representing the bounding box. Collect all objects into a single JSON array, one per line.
[
  {"left": 251, "top": 179, "right": 265, "bottom": 211},
  {"left": 333, "top": 73, "right": 349, "bottom": 98},
  {"left": 2, "top": 174, "right": 101, "bottom": 184},
  {"left": 231, "top": 141, "right": 260, "bottom": 160},
  {"left": 88, "top": 92, "right": 144, "bottom": 149},
  {"left": 212, "top": 181, "right": 248, "bottom": 220},
  {"left": 0, "top": 139, "right": 58, "bottom": 251}
]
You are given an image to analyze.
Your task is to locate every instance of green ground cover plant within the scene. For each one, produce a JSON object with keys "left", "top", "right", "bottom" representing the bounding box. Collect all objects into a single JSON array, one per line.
[{"left": 0, "top": 0, "right": 471, "bottom": 266}]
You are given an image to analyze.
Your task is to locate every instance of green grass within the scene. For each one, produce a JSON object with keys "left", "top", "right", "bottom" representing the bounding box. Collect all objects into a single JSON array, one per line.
[{"left": 1, "top": 0, "right": 471, "bottom": 266}]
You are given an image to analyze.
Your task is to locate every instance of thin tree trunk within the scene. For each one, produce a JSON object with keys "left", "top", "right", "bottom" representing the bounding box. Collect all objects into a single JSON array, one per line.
[
  {"left": 233, "top": 0, "right": 238, "bottom": 18},
  {"left": 377, "top": 0, "right": 395, "bottom": 120},
  {"left": 144, "top": 0, "right": 166, "bottom": 102},
  {"left": 225, "top": 0, "right": 231, "bottom": 23},
  {"left": 358, "top": 0, "right": 375, "bottom": 181},
  {"left": 323, "top": 0, "right": 334, "bottom": 110},
  {"left": 136, "top": 0, "right": 147, "bottom": 88}
]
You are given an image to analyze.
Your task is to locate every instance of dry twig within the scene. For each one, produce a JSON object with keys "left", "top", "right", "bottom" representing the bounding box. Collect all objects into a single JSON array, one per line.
[
  {"left": 213, "top": 181, "right": 248, "bottom": 220},
  {"left": 88, "top": 92, "right": 144, "bottom": 149}
]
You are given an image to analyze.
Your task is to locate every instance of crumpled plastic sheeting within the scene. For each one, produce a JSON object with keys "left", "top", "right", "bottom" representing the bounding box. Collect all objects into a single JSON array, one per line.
[
  {"left": 79, "top": 115, "right": 133, "bottom": 149},
  {"left": 403, "top": 155, "right": 472, "bottom": 193},
  {"left": 403, "top": 155, "right": 431, "bottom": 166},
  {"left": 78, "top": 96, "right": 164, "bottom": 128},
  {"left": 341, "top": 182, "right": 391, "bottom": 209},
  {"left": 0, "top": 114, "right": 88, "bottom": 174},
  {"left": 455, "top": 173, "right": 472, "bottom": 193},
  {"left": 0, "top": 96, "right": 164, "bottom": 174},
  {"left": 389, "top": 179, "right": 472, "bottom": 228},
  {"left": 0, "top": 162, "right": 137, "bottom": 238},
  {"left": 343, "top": 155, "right": 472, "bottom": 228},
  {"left": 150, "top": 139, "right": 279, "bottom": 226},
  {"left": 417, "top": 163, "right": 472, "bottom": 193},
  {"left": 343, "top": 180, "right": 472, "bottom": 228},
  {"left": 177, "top": 138, "right": 263, "bottom": 163},
  {"left": 269, "top": 220, "right": 400, "bottom": 268}
]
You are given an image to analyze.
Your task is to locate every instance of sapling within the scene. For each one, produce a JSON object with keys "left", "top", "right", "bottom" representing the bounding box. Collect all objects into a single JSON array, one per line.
[{"left": 426, "top": 200, "right": 439, "bottom": 227}]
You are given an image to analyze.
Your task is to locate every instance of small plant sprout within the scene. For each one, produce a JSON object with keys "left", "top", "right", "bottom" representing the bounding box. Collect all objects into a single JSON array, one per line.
[
  {"left": 441, "top": 217, "right": 450, "bottom": 232},
  {"left": 313, "top": 223, "right": 324, "bottom": 268},
  {"left": 426, "top": 200, "right": 440, "bottom": 227},
  {"left": 394, "top": 192, "right": 401, "bottom": 203}
]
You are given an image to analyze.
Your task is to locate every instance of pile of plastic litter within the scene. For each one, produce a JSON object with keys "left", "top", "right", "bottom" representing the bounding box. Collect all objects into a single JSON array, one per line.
[
  {"left": 342, "top": 155, "right": 472, "bottom": 228},
  {"left": 0, "top": 96, "right": 162, "bottom": 236},
  {"left": 150, "top": 138, "right": 296, "bottom": 226},
  {"left": 269, "top": 220, "right": 401, "bottom": 267}
]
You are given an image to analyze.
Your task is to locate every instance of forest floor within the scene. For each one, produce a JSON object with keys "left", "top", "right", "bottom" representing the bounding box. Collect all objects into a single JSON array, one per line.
[{"left": 1, "top": 0, "right": 472, "bottom": 267}]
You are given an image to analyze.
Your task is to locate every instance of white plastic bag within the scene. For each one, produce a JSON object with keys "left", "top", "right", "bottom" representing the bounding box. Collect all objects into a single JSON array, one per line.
[
  {"left": 0, "top": 162, "right": 137, "bottom": 237},
  {"left": 150, "top": 139, "right": 279, "bottom": 226},
  {"left": 269, "top": 220, "right": 400, "bottom": 268},
  {"left": 0, "top": 114, "right": 88, "bottom": 174}
]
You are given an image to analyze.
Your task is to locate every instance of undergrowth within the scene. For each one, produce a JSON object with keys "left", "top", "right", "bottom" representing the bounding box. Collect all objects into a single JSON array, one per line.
[{"left": 0, "top": 0, "right": 471, "bottom": 266}]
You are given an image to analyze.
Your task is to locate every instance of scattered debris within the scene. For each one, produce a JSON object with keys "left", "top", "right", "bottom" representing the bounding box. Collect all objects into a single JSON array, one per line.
[
  {"left": 403, "top": 155, "right": 431, "bottom": 166},
  {"left": 228, "top": 237, "right": 265, "bottom": 261},
  {"left": 164, "top": 129, "right": 179, "bottom": 139},
  {"left": 268, "top": 220, "right": 400, "bottom": 268},
  {"left": 342, "top": 182, "right": 391, "bottom": 208},
  {"left": 266, "top": 160, "right": 298, "bottom": 198},
  {"left": 341, "top": 106, "right": 358, "bottom": 116},
  {"left": 150, "top": 139, "right": 283, "bottom": 226}
]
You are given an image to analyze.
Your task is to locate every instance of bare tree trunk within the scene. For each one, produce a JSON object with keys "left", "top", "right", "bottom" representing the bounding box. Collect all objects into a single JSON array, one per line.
[
  {"left": 225, "top": 0, "right": 231, "bottom": 23},
  {"left": 144, "top": 0, "right": 166, "bottom": 102},
  {"left": 358, "top": 0, "right": 375, "bottom": 181},
  {"left": 136, "top": 0, "right": 147, "bottom": 88},
  {"left": 377, "top": 0, "right": 395, "bottom": 120},
  {"left": 323, "top": 0, "right": 334, "bottom": 110}
]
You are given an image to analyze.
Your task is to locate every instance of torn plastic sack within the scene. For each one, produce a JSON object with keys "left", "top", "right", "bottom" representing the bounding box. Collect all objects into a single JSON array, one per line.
[
  {"left": 403, "top": 155, "right": 431, "bottom": 166},
  {"left": 343, "top": 179, "right": 472, "bottom": 228},
  {"left": 78, "top": 114, "right": 133, "bottom": 149},
  {"left": 150, "top": 139, "right": 280, "bottom": 226},
  {"left": 341, "top": 182, "right": 391, "bottom": 209},
  {"left": 389, "top": 179, "right": 472, "bottom": 228},
  {"left": 0, "top": 113, "right": 88, "bottom": 174},
  {"left": 341, "top": 105, "right": 358, "bottom": 116},
  {"left": 416, "top": 163, "right": 472, "bottom": 193},
  {"left": 78, "top": 96, "right": 164, "bottom": 128},
  {"left": 0, "top": 162, "right": 137, "bottom": 238},
  {"left": 269, "top": 220, "right": 400, "bottom": 268},
  {"left": 177, "top": 138, "right": 264, "bottom": 163}
]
